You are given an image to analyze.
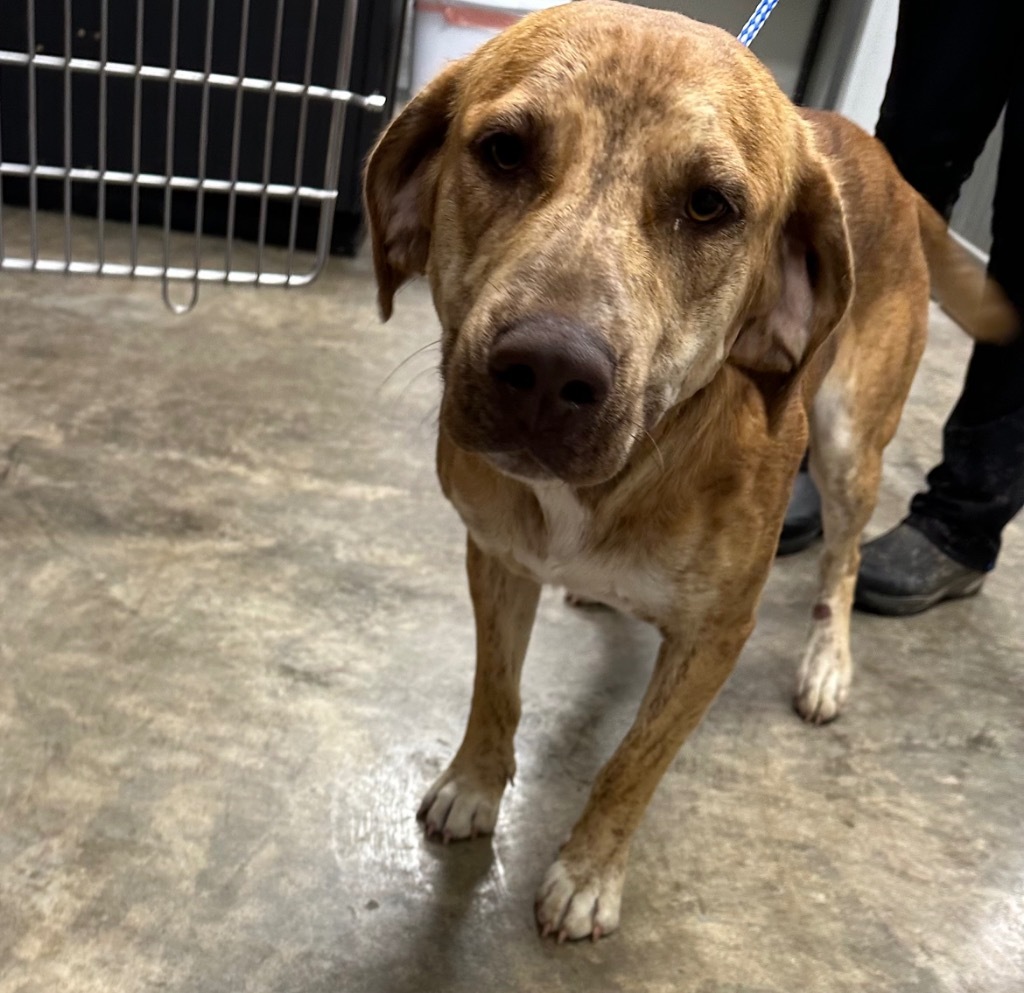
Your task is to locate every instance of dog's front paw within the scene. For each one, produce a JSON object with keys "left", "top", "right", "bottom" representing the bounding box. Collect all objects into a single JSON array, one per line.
[
  {"left": 417, "top": 765, "right": 505, "bottom": 842},
  {"left": 795, "top": 623, "right": 851, "bottom": 724},
  {"left": 535, "top": 854, "right": 625, "bottom": 942}
]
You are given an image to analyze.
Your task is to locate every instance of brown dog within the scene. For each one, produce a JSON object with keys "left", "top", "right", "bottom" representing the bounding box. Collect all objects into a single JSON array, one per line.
[{"left": 364, "top": 0, "right": 1013, "bottom": 941}]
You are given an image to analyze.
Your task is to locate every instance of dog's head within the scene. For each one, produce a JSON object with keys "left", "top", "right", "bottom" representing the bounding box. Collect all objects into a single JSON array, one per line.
[{"left": 365, "top": 0, "right": 852, "bottom": 486}]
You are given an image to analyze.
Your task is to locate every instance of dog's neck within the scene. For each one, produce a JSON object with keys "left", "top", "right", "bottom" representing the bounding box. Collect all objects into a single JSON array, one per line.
[{"left": 525, "top": 479, "right": 592, "bottom": 559}]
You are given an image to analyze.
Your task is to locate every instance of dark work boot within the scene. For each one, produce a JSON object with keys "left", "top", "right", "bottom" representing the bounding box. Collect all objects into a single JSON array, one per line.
[
  {"left": 777, "top": 470, "right": 823, "bottom": 555},
  {"left": 854, "top": 521, "right": 986, "bottom": 616}
]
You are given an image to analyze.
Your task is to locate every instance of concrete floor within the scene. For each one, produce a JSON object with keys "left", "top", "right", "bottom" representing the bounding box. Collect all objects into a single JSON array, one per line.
[{"left": 1, "top": 234, "right": 1022, "bottom": 993}]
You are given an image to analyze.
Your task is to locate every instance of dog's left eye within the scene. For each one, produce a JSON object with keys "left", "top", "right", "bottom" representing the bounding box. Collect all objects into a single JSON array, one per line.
[
  {"left": 685, "top": 187, "right": 731, "bottom": 223},
  {"left": 480, "top": 131, "right": 526, "bottom": 173}
]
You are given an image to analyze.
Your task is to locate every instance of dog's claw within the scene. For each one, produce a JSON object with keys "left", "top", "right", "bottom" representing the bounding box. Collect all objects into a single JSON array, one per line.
[
  {"left": 796, "top": 631, "right": 851, "bottom": 724},
  {"left": 417, "top": 770, "right": 504, "bottom": 842},
  {"left": 423, "top": 819, "right": 446, "bottom": 842},
  {"left": 536, "top": 856, "right": 624, "bottom": 943}
]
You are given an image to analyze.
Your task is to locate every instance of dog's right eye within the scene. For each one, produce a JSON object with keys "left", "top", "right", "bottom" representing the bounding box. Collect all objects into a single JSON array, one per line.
[
  {"left": 685, "top": 186, "right": 731, "bottom": 224},
  {"left": 480, "top": 132, "right": 527, "bottom": 173}
]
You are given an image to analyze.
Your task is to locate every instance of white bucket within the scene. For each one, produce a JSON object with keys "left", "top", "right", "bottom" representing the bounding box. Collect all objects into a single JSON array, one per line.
[{"left": 410, "top": 1, "right": 567, "bottom": 94}]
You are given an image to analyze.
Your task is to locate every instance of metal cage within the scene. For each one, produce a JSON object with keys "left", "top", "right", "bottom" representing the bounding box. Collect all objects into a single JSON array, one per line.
[{"left": 0, "top": 0, "right": 387, "bottom": 312}]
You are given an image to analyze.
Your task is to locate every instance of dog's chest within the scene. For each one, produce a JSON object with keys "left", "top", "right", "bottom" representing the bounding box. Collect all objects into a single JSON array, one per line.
[{"left": 453, "top": 480, "right": 673, "bottom": 619}]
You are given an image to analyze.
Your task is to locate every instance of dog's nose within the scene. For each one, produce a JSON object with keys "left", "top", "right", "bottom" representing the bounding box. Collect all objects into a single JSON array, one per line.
[{"left": 488, "top": 316, "right": 615, "bottom": 437}]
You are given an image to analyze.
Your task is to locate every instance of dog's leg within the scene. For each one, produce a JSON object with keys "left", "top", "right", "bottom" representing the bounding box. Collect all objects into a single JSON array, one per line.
[
  {"left": 535, "top": 622, "right": 752, "bottom": 940},
  {"left": 795, "top": 382, "right": 884, "bottom": 723},
  {"left": 418, "top": 535, "right": 541, "bottom": 841}
]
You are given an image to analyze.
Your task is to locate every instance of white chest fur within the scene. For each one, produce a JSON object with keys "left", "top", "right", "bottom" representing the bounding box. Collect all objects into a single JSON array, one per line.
[
  {"left": 529, "top": 482, "right": 591, "bottom": 567},
  {"left": 453, "top": 478, "right": 674, "bottom": 620}
]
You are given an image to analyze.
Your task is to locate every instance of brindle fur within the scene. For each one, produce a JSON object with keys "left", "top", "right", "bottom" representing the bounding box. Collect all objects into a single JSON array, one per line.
[{"left": 364, "top": 0, "right": 1015, "bottom": 942}]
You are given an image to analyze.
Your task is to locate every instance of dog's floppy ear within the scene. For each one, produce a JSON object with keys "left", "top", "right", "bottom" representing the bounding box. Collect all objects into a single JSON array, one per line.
[
  {"left": 730, "top": 151, "right": 853, "bottom": 378},
  {"left": 364, "top": 62, "right": 463, "bottom": 320}
]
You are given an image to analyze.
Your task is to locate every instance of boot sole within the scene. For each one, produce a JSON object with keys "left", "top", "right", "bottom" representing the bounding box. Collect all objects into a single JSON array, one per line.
[
  {"left": 854, "top": 573, "right": 985, "bottom": 617},
  {"left": 776, "top": 526, "right": 823, "bottom": 557}
]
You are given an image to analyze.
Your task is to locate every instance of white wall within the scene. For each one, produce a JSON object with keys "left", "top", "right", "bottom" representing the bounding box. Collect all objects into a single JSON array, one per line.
[{"left": 834, "top": 0, "right": 898, "bottom": 131}]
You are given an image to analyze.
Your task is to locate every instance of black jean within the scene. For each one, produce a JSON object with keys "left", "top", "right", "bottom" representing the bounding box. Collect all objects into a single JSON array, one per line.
[{"left": 874, "top": 0, "right": 1024, "bottom": 572}]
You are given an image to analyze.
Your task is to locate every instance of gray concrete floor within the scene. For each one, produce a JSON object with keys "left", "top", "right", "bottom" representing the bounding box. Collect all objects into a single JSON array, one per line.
[{"left": 1, "top": 230, "right": 1022, "bottom": 993}]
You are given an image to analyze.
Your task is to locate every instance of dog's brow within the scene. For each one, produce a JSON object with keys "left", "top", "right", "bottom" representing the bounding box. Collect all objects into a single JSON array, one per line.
[
  {"left": 465, "top": 104, "right": 539, "bottom": 141},
  {"left": 650, "top": 146, "right": 750, "bottom": 209},
  {"left": 692, "top": 167, "right": 749, "bottom": 212}
]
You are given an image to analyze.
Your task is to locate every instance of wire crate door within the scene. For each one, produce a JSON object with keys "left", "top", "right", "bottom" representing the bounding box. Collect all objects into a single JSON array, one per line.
[{"left": 0, "top": 0, "right": 387, "bottom": 311}]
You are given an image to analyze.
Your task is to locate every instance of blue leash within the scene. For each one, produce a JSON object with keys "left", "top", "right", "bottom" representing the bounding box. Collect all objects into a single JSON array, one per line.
[{"left": 737, "top": 0, "right": 780, "bottom": 47}]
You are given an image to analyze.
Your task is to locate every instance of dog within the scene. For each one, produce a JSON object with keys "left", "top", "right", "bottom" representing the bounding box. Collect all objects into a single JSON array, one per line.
[{"left": 363, "top": 0, "right": 1015, "bottom": 942}]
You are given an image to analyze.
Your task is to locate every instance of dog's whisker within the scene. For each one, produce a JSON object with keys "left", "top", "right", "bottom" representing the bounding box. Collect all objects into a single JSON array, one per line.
[
  {"left": 642, "top": 428, "right": 666, "bottom": 475},
  {"left": 327, "top": 340, "right": 441, "bottom": 445},
  {"left": 396, "top": 362, "right": 442, "bottom": 404},
  {"left": 377, "top": 339, "right": 441, "bottom": 394},
  {"left": 418, "top": 403, "right": 442, "bottom": 431}
]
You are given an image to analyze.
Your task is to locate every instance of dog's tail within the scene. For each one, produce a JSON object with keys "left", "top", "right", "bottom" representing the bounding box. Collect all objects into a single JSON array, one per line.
[{"left": 917, "top": 196, "right": 1019, "bottom": 343}]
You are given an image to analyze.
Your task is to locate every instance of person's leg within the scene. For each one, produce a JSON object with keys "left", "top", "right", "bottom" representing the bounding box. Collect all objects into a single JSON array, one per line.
[
  {"left": 856, "top": 6, "right": 1024, "bottom": 613},
  {"left": 904, "top": 344, "right": 1024, "bottom": 572},
  {"left": 859, "top": 124, "right": 1024, "bottom": 606},
  {"left": 874, "top": 1, "right": 1015, "bottom": 219}
]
